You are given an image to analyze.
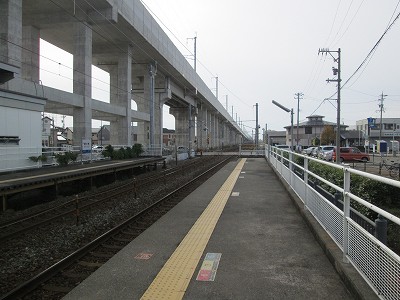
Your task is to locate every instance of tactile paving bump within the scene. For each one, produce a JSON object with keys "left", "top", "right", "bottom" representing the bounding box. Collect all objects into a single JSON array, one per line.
[{"left": 141, "top": 159, "right": 246, "bottom": 300}]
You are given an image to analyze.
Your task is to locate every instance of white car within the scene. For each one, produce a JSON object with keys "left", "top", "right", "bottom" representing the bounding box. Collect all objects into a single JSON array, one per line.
[
  {"left": 322, "top": 150, "right": 334, "bottom": 161},
  {"left": 318, "top": 146, "right": 335, "bottom": 159},
  {"left": 302, "top": 146, "right": 316, "bottom": 156}
]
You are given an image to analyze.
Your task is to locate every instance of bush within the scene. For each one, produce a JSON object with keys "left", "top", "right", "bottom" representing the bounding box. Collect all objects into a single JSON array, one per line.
[
  {"left": 29, "top": 155, "right": 47, "bottom": 163},
  {"left": 101, "top": 144, "right": 143, "bottom": 160},
  {"left": 55, "top": 151, "right": 78, "bottom": 166},
  {"left": 132, "top": 143, "right": 143, "bottom": 157},
  {"left": 102, "top": 145, "right": 114, "bottom": 158}
]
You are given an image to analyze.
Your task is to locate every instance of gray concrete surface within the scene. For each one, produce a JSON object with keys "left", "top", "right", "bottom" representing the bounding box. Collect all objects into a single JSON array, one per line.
[{"left": 64, "top": 158, "right": 377, "bottom": 299}]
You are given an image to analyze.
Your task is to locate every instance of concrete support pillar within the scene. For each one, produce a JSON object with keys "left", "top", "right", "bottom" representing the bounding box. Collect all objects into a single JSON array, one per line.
[
  {"left": 22, "top": 25, "right": 40, "bottom": 83},
  {"left": 0, "top": 0, "right": 22, "bottom": 69},
  {"left": 211, "top": 113, "right": 216, "bottom": 148},
  {"left": 223, "top": 124, "right": 228, "bottom": 147},
  {"left": 230, "top": 128, "right": 235, "bottom": 145},
  {"left": 189, "top": 105, "right": 196, "bottom": 151},
  {"left": 206, "top": 110, "right": 212, "bottom": 149},
  {"left": 72, "top": 22, "right": 92, "bottom": 146},
  {"left": 170, "top": 106, "right": 189, "bottom": 148},
  {"left": 110, "top": 45, "right": 132, "bottom": 146},
  {"left": 148, "top": 63, "right": 156, "bottom": 148},
  {"left": 136, "top": 63, "right": 159, "bottom": 149},
  {"left": 136, "top": 91, "right": 149, "bottom": 147},
  {"left": 157, "top": 76, "right": 171, "bottom": 151},
  {"left": 196, "top": 105, "right": 206, "bottom": 150}
]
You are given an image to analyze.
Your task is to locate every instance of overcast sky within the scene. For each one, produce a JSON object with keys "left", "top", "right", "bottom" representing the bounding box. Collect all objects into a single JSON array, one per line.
[
  {"left": 41, "top": 0, "right": 400, "bottom": 136},
  {"left": 142, "top": 0, "right": 400, "bottom": 133}
]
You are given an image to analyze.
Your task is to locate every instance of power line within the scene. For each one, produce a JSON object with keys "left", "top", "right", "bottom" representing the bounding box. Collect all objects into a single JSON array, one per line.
[{"left": 342, "top": 10, "right": 400, "bottom": 89}]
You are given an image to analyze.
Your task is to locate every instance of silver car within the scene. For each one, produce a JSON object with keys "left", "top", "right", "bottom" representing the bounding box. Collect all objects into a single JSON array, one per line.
[
  {"left": 318, "top": 146, "right": 335, "bottom": 159},
  {"left": 302, "top": 146, "right": 316, "bottom": 156},
  {"left": 322, "top": 149, "right": 334, "bottom": 161}
]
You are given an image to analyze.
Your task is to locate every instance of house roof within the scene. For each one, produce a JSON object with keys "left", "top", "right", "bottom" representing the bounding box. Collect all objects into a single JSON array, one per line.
[
  {"left": 267, "top": 130, "right": 286, "bottom": 137},
  {"left": 341, "top": 130, "right": 363, "bottom": 139}
]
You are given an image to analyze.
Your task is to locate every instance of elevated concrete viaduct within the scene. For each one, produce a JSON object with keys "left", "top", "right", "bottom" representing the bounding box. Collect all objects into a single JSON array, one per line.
[{"left": 0, "top": 0, "right": 247, "bottom": 154}]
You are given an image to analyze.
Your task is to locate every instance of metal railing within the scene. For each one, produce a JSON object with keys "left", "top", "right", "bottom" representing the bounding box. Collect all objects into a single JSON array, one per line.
[
  {"left": 267, "top": 145, "right": 400, "bottom": 299},
  {"left": 0, "top": 146, "right": 105, "bottom": 172}
]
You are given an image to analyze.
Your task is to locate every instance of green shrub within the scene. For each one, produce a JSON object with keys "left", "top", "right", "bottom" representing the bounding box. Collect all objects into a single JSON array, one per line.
[
  {"left": 132, "top": 143, "right": 143, "bottom": 157},
  {"left": 102, "top": 145, "right": 114, "bottom": 158},
  {"left": 29, "top": 155, "right": 47, "bottom": 163},
  {"left": 55, "top": 151, "right": 78, "bottom": 166},
  {"left": 101, "top": 144, "right": 144, "bottom": 160}
]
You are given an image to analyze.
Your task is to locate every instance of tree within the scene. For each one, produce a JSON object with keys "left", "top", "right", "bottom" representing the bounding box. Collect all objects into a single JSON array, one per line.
[{"left": 320, "top": 125, "right": 335, "bottom": 145}]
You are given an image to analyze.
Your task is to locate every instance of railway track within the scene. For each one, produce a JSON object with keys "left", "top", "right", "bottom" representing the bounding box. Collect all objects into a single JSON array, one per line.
[
  {"left": 0, "top": 156, "right": 216, "bottom": 242},
  {"left": 0, "top": 155, "right": 235, "bottom": 299}
]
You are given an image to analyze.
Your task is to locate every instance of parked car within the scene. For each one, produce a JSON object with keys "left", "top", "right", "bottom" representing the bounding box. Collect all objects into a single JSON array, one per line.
[
  {"left": 302, "top": 146, "right": 316, "bottom": 156},
  {"left": 322, "top": 150, "right": 333, "bottom": 161},
  {"left": 332, "top": 147, "right": 370, "bottom": 162},
  {"left": 311, "top": 147, "right": 319, "bottom": 157},
  {"left": 317, "top": 145, "right": 335, "bottom": 159}
]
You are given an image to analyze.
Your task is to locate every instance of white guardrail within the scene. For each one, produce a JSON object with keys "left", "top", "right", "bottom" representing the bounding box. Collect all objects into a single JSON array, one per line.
[
  {"left": 266, "top": 145, "right": 400, "bottom": 300},
  {"left": 0, "top": 146, "right": 105, "bottom": 172}
]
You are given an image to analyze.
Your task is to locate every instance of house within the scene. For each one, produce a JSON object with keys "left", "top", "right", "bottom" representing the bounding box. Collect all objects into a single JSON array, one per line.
[
  {"left": 163, "top": 128, "right": 176, "bottom": 146},
  {"left": 267, "top": 130, "right": 286, "bottom": 146},
  {"left": 284, "top": 115, "right": 347, "bottom": 148},
  {"left": 356, "top": 117, "right": 400, "bottom": 147}
]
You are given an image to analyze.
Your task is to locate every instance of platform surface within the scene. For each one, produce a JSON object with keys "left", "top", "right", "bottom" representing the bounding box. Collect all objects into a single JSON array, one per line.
[{"left": 63, "top": 158, "right": 354, "bottom": 300}]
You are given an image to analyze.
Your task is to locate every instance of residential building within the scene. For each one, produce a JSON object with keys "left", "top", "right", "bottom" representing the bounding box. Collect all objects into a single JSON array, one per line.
[
  {"left": 284, "top": 115, "right": 347, "bottom": 147},
  {"left": 356, "top": 117, "right": 400, "bottom": 147},
  {"left": 163, "top": 128, "right": 176, "bottom": 147},
  {"left": 267, "top": 130, "right": 286, "bottom": 146}
]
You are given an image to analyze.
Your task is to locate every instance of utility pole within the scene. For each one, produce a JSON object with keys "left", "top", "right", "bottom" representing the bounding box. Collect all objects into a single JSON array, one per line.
[
  {"left": 319, "top": 48, "right": 341, "bottom": 164},
  {"left": 254, "top": 103, "right": 259, "bottom": 148},
  {"left": 294, "top": 92, "right": 303, "bottom": 150},
  {"left": 378, "top": 92, "right": 387, "bottom": 141},
  {"left": 215, "top": 76, "right": 219, "bottom": 99},
  {"left": 187, "top": 35, "right": 197, "bottom": 72}
]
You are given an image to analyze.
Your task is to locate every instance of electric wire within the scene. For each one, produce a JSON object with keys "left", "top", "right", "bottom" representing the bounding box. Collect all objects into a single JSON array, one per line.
[
  {"left": 314, "top": 3, "right": 400, "bottom": 115},
  {"left": 342, "top": 9, "right": 400, "bottom": 89},
  {"left": 331, "top": 0, "right": 365, "bottom": 49},
  {"left": 329, "top": 0, "right": 354, "bottom": 48},
  {"left": 140, "top": 0, "right": 250, "bottom": 108},
  {"left": 79, "top": 0, "right": 246, "bottom": 123},
  {"left": 324, "top": 0, "right": 342, "bottom": 46}
]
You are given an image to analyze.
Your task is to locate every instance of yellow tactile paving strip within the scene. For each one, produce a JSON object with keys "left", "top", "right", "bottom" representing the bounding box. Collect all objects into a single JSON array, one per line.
[{"left": 141, "top": 158, "right": 246, "bottom": 300}]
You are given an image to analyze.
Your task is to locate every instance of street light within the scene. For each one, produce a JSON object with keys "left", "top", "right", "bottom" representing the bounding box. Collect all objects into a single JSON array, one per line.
[{"left": 272, "top": 100, "right": 294, "bottom": 151}]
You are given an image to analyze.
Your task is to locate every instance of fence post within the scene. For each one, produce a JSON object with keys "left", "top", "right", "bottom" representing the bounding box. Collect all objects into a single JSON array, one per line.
[
  {"left": 342, "top": 167, "right": 350, "bottom": 263},
  {"left": 304, "top": 157, "right": 309, "bottom": 209},
  {"left": 375, "top": 214, "right": 388, "bottom": 245},
  {"left": 289, "top": 151, "right": 293, "bottom": 186}
]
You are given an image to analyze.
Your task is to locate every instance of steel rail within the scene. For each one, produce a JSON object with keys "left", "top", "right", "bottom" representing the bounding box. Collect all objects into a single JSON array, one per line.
[{"left": 0, "top": 156, "right": 234, "bottom": 299}]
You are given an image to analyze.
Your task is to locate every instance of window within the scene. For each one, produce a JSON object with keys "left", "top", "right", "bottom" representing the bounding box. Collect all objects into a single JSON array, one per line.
[
  {"left": 385, "top": 124, "right": 394, "bottom": 130},
  {"left": 305, "top": 127, "right": 312, "bottom": 134},
  {"left": 0, "top": 136, "right": 20, "bottom": 145}
]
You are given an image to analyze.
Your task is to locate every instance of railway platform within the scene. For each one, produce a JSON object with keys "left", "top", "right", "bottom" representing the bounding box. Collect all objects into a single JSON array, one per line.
[
  {"left": 63, "top": 158, "right": 375, "bottom": 300},
  {"left": 0, "top": 157, "right": 164, "bottom": 211}
]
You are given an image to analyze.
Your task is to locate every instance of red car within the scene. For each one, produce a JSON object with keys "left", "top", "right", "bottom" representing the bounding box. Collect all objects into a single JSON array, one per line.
[{"left": 332, "top": 147, "right": 370, "bottom": 162}]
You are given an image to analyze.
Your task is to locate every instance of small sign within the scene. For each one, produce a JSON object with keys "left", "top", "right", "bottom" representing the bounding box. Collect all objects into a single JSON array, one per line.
[
  {"left": 196, "top": 253, "right": 221, "bottom": 281},
  {"left": 134, "top": 252, "right": 153, "bottom": 260},
  {"left": 82, "top": 139, "right": 91, "bottom": 154}
]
